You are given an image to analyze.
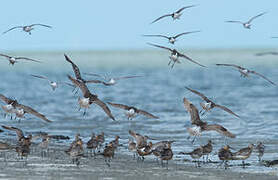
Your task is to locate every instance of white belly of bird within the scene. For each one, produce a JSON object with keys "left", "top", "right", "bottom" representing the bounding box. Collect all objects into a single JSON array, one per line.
[
  {"left": 173, "top": 13, "right": 181, "bottom": 19},
  {"left": 126, "top": 109, "right": 136, "bottom": 119},
  {"left": 24, "top": 26, "right": 32, "bottom": 32},
  {"left": 1, "top": 104, "right": 14, "bottom": 113},
  {"left": 170, "top": 54, "right": 178, "bottom": 61},
  {"left": 78, "top": 98, "right": 90, "bottom": 109},
  {"left": 244, "top": 23, "right": 251, "bottom": 28},
  {"left": 201, "top": 102, "right": 212, "bottom": 111},
  {"left": 169, "top": 38, "right": 175, "bottom": 44},
  {"left": 107, "top": 78, "right": 116, "bottom": 85},
  {"left": 15, "top": 109, "right": 25, "bottom": 118},
  {"left": 187, "top": 126, "right": 202, "bottom": 136},
  {"left": 50, "top": 82, "right": 58, "bottom": 90}
]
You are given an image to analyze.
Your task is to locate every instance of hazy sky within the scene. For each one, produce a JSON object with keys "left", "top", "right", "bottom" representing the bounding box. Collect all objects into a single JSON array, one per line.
[{"left": 0, "top": 0, "right": 278, "bottom": 51}]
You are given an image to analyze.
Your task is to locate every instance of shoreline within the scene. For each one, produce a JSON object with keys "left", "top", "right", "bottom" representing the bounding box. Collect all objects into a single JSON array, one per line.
[{"left": 0, "top": 144, "right": 277, "bottom": 180}]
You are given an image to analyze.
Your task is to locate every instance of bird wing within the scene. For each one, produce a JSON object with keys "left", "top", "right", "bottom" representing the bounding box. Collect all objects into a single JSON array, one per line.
[
  {"left": 185, "top": 87, "right": 211, "bottom": 102},
  {"left": 137, "top": 109, "right": 159, "bottom": 119},
  {"left": 107, "top": 102, "right": 131, "bottom": 110},
  {"left": 151, "top": 14, "right": 172, "bottom": 24},
  {"left": 214, "top": 104, "right": 240, "bottom": 118},
  {"left": 247, "top": 12, "right": 267, "bottom": 23},
  {"left": 0, "top": 53, "right": 12, "bottom": 59},
  {"left": 30, "top": 74, "right": 49, "bottom": 81},
  {"left": 176, "top": 5, "right": 197, "bottom": 13},
  {"left": 183, "top": 97, "right": 204, "bottom": 126},
  {"left": 203, "top": 124, "right": 236, "bottom": 138},
  {"left": 67, "top": 75, "right": 91, "bottom": 97},
  {"left": 174, "top": 30, "right": 201, "bottom": 39},
  {"left": 249, "top": 70, "right": 276, "bottom": 85},
  {"left": 1, "top": 125, "right": 24, "bottom": 140},
  {"left": 216, "top": 63, "right": 243, "bottom": 70},
  {"left": 15, "top": 57, "right": 41, "bottom": 63},
  {"left": 93, "top": 98, "right": 115, "bottom": 121},
  {"left": 178, "top": 52, "right": 206, "bottom": 67},
  {"left": 64, "top": 54, "right": 82, "bottom": 80},
  {"left": 0, "top": 94, "right": 15, "bottom": 104},
  {"left": 83, "top": 73, "right": 105, "bottom": 79},
  {"left": 113, "top": 76, "right": 142, "bottom": 80},
  {"left": 15, "top": 104, "right": 52, "bottom": 122},
  {"left": 225, "top": 20, "right": 244, "bottom": 24},
  {"left": 30, "top": 24, "right": 52, "bottom": 28},
  {"left": 2, "top": 26, "right": 23, "bottom": 34},
  {"left": 142, "top": 34, "right": 169, "bottom": 39},
  {"left": 147, "top": 43, "right": 173, "bottom": 52},
  {"left": 85, "top": 79, "right": 105, "bottom": 84}
]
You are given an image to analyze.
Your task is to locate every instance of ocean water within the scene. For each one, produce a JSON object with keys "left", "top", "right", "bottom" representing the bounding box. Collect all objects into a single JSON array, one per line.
[{"left": 0, "top": 49, "right": 277, "bottom": 174}]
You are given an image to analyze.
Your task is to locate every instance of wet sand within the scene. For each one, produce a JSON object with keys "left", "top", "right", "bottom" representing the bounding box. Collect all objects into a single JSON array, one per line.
[{"left": 0, "top": 144, "right": 277, "bottom": 180}]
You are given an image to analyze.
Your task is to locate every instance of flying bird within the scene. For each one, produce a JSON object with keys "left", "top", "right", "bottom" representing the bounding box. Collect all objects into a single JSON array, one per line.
[
  {"left": 1, "top": 125, "right": 32, "bottom": 146},
  {"left": 0, "top": 94, "right": 52, "bottom": 122},
  {"left": 151, "top": 5, "right": 197, "bottom": 24},
  {"left": 3, "top": 24, "right": 52, "bottom": 35},
  {"left": 185, "top": 86, "right": 240, "bottom": 118},
  {"left": 216, "top": 64, "right": 276, "bottom": 85},
  {"left": 143, "top": 31, "right": 200, "bottom": 44},
  {"left": 0, "top": 53, "right": 41, "bottom": 65},
  {"left": 84, "top": 73, "right": 142, "bottom": 86},
  {"left": 183, "top": 97, "right": 236, "bottom": 141},
  {"left": 67, "top": 75, "right": 115, "bottom": 120},
  {"left": 31, "top": 74, "right": 74, "bottom": 91},
  {"left": 107, "top": 102, "right": 159, "bottom": 120},
  {"left": 148, "top": 43, "right": 206, "bottom": 68},
  {"left": 64, "top": 54, "right": 103, "bottom": 85},
  {"left": 225, "top": 12, "right": 266, "bottom": 29}
]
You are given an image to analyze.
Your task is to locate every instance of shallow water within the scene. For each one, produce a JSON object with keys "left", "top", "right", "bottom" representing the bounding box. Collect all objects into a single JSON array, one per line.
[{"left": 0, "top": 49, "right": 278, "bottom": 176}]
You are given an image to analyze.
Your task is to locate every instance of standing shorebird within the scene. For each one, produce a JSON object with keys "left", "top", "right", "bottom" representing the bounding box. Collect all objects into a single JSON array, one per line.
[
  {"left": 151, "top": 5, "right": 197, "bottom": 24},
  {"left": 255, "top": 142, "right": 265, "bottom": 162},
  {"left": 0, "top": 53, "right": 41, "bottom": 65},
  {"left": 226, "top": 12, "right": 267, "bottom": 29},
  {"left": 185, "top": 86, "right": 240, "bottom": 118},
  {"left": 65, "top": 134, "right": 84, "bottom": 166},
  {"left": 216, "top": 64, "right": 276, "bottom": 85},
  {"left": 143, "top": 31, "right": 201, "bottom": 44},
  {"left": 67, "top": 75, "right": 115, "bottom": 120},
  {"left": 201, "top": 140, "right": 213, "bottom": 162},
  {"left": 128, "top": 138, "right": 137, "bottom": 159},
  {"left": 0, "top": 94, "right": 52, "bottom": 122},
  {"left": 3, "top": 24, "right": 52, "bottom": 35},
  {"left": 100, "top": 143, "right": 116, "bottom": 167},
  {"left": 231, "top": 144, "right": 254, "bottom": 168},
  {"left": 218, "top": 145, "right": 233, "bottom": 169},
  {"left": 108, "top": 102, "right": 159, "bottom": 120},
  {"left": 84, "top": 73, "right": 142, "bottom": 86},
  {"left": 31, "top": 74, "right": 74, "bottom": 91},
  {"left": 152, "top": 141, "right": 174, "bottom": 168},
  {"left": 86, "top": 133, "right": 98, "bottom": 156},
  {"left": 129, "top": 130, "right": 150, "bottom": 149},
  {"left": 148, "top": 43, "right": 206, "bottom": 68},
  {"left": 179, "top": 147, "right": 203, "bottom": 167},
  {"left": 183, "top": 97, "right": 236, "bottom": 143}
]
